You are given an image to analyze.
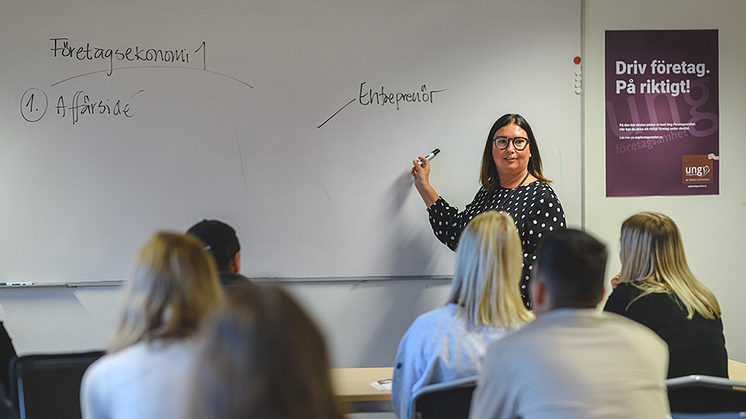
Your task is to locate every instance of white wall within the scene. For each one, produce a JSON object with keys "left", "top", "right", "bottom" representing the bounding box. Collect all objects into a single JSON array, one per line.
[{"left": 584, "top": 0, "right": 746, "bottom": 362}]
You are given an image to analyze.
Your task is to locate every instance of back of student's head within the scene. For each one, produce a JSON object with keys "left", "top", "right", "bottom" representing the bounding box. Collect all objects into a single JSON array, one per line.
[
  {"left": 620, "top": 212, "right": 685, "bottom": 281},
  {"left": 535, "top": 229, "right": 608, "bottom": 308},
  {"left": 620, "top": 211, "right": 720, "bottom": 319},
  {"left": 187, "top": 219, "right": 240, "bottom": 271},
  {"left": 186, "top": 284, "right": 344, "bottom": 419},
  {"left": 109, "top": 232, "right": 224, "bottom": 352},
  {"left": 447, "top": 211, "right": 532, "bottom": 327}
]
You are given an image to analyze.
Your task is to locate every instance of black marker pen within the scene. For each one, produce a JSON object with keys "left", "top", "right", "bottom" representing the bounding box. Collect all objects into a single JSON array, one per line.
[{"left": 418, "top": 148, "right": 440, "bottom": 166}]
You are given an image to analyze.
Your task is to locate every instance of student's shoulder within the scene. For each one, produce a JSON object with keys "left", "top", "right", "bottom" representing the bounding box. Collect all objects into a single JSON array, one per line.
[
  {"left": 397, "top": 305, "right": 459, "bottom": 357},
  {"left": 410, "top": 304, "right": 458, "bottom": 328},
  {"left": 482, "top": 321, "right": 545, "bottom": 374},
  {"left": 606, "top": 279, "right": 645, "bottom": 303},
  {"left": 86, "top": 343, "right": 140, "bottom": 375},
  {"left": 486, "top": 316, "right": 545, "bottom": 351},
  {"left": 614, "top": 280, "right": 644, "bottom": 294},
  {"left": 601, "top": 310, "right": 666, "bottom": 346}
]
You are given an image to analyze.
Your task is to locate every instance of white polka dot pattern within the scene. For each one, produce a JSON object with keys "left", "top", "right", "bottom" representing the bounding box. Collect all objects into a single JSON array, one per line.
[{"left": 427, "top": 181, "right": 566, "bottom": 308}]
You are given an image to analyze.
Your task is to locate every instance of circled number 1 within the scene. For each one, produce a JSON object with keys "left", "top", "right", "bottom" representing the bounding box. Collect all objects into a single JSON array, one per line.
[{"left": 21, "top": 88, "right": 48, "bottom": 123}]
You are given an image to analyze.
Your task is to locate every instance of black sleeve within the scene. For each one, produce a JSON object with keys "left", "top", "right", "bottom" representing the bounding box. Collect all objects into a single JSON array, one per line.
[{"left": 427, "top": 190, "right": 484, "bottom": 251}]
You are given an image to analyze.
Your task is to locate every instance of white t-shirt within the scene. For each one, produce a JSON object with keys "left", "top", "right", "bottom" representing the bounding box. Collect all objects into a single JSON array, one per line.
[{"left": 81, "top": 339, "right": 196, "bottom": 419}]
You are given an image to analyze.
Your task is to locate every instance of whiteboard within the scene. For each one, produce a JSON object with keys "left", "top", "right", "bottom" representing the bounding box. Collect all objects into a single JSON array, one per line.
[{"left": 0, "top": 0, "right": 581, "bottom": 283}]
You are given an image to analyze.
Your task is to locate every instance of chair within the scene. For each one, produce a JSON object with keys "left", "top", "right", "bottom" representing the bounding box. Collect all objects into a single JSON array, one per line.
[
  {"left": 9, "top": 351, "right": 105, "bottom": 419},
  {"left": 666, "top": 374, "right": 746, "bottom": 414},
  {"left": 411, "top": 375, "right": 477, "bottom": 419}
]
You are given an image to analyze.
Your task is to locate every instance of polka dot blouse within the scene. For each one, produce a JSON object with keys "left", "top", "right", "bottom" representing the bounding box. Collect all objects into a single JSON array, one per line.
[{"left": 427, "top": 181, "right": 566, "bottom": 308}]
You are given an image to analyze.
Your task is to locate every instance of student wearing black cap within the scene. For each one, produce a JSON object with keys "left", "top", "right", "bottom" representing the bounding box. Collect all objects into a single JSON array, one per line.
[{"left": 187, "top": 220, "right": 252, "bottom": 288}]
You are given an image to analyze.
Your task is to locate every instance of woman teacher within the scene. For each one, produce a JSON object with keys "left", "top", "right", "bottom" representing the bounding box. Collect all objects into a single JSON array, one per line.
[{"left": 412, "top": 113, "right": 566, "bottom": 308}]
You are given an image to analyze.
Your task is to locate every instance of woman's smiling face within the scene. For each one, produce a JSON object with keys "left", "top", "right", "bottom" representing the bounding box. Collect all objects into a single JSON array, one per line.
[{"left": 492, "top": 123, "right": 531, "bottom": 180}]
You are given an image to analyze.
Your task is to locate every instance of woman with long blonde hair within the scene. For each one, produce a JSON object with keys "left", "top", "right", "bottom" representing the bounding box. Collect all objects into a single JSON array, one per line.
[
  {"left": 81, "top": 232, "right": 225, "bottom": 419},
  {"left": 604, "top": 212, "right": 727, "bottom": 378},
  {"left": 391, "top": 211, "right": 533, "bottom": 419}
]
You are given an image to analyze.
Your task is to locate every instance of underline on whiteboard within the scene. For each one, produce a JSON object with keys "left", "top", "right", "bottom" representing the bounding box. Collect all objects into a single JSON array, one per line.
[
  {"left": 318, "top": 98, "right": 356, "bottom": 128},
  {"left": 51, "top": 66, "right": 254, "bottom": 89}
]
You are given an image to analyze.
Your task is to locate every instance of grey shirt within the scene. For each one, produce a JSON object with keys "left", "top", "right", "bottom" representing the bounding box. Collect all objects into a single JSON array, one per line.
[{"left": 469, "top": 309, "right": 670, "bottom": 419}]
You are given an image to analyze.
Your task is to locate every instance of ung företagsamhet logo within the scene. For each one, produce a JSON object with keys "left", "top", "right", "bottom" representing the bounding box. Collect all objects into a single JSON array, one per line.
[{"left": 682, "top": 155, "right": 713, "bottom": 185}]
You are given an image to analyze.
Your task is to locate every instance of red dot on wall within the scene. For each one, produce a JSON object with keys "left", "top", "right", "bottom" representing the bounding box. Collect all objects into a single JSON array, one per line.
[{"left": 574, "top": 56, "right": 582, "bottom": 65}]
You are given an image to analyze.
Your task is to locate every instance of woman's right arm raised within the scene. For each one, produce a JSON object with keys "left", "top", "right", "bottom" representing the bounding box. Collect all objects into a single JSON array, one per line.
[{"left": 411, "top": 157, "right": 439, "bottom": 208}]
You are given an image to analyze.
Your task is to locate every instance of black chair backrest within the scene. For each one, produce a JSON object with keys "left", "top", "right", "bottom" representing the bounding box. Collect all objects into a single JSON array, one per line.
[
  {"left": 9, "top": 351, "right": 104, "bottom": 419},
  {"left": 667, "top": 375, "right": 746, "bottom": 414},
  {"left": 411, "top": 376, "right": 477, "bottom": 419}
]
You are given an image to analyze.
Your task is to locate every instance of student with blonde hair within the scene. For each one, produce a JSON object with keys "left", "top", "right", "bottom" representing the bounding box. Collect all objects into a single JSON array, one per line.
[
  {"left": 184, "top": 284, "right": 345, "bottom": 419},
  {"left": 604, "top": 212, "right": 727, "bottom": 378},
  {"left": 392, "top": 211, "right": 533, "bottom": 419},
  {"left": 81, "top": 232, "right": 225, "bottom": 419}
]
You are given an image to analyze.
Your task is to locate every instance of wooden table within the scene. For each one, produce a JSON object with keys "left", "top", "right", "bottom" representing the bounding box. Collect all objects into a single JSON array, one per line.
[
  {"left": 729, "top": 359, "right": 746, "bottom": 382},
  {"left": 332, "top": 367, "right": 393, "bottom": 413}
]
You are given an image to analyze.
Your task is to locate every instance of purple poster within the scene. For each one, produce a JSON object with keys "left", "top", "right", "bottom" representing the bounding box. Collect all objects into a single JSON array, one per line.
[{"left": 605, "top": 30, "right": 719, "bottom": 196}]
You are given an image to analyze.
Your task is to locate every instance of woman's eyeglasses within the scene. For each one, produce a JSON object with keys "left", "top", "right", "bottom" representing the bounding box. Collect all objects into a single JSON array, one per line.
[{"left": 493, "top": 136, "right": 529, "bottom": 151}]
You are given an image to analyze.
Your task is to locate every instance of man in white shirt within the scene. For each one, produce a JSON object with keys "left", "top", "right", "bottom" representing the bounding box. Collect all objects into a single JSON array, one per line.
[{"left": 469, "top": 229, "right": 670, "bottom": 419}]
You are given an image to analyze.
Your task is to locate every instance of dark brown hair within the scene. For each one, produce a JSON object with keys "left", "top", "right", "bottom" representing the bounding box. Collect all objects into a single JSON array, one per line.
[
  {"left": 536, "top": 229, "right": 607, "bottom": 308},
  {"left": 186, "top": 285, "right": 345, "bottom": 419}
]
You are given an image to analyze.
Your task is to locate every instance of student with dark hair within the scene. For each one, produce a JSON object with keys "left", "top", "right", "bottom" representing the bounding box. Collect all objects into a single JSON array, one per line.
[
  {"left": 187, "top": 219, "right": 252, "bottom": 288},
  {"left": 469, "top": 229, "right": 670, "bottom": 419},
  {"left": 184, "top": 284, "right": 344, "bottom": 419}
]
